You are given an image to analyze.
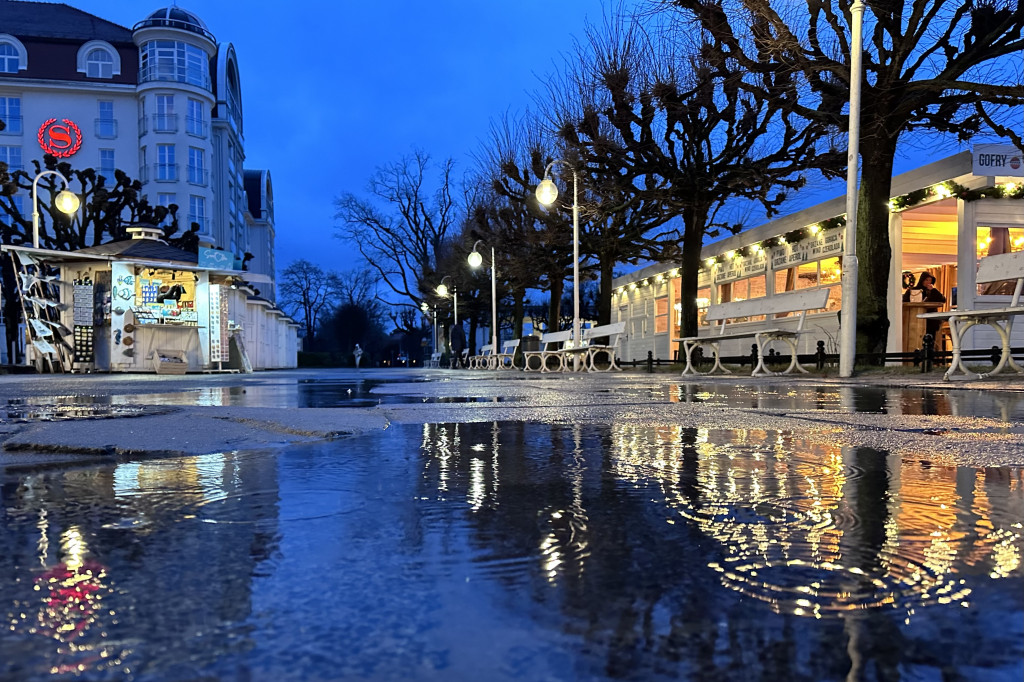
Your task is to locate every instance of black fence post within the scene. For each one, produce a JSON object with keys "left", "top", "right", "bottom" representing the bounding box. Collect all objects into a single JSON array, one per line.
[
  {"left": 922, "top": 333, "right": 934, "bottom": 373},
  {"left": 991, "top": 346, "right": 1001, "bottom": 366},
  {"left": 816, "top": 340, "right": 826, "bottom": 370},
  {"left": 646, "top": 350, "right": 654, "bottom": 373},
  {"left": 750, "top": 344, "right": 758, "bottom": 368}
]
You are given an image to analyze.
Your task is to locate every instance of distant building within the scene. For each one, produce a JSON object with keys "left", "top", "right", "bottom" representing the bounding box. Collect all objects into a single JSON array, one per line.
[{"left": 0, "top": 1, "right": 276, "bottom": 299}]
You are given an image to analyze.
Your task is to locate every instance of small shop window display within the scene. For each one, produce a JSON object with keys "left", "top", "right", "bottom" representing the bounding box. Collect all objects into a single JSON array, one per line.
[{"left": 134, "top": 268, "right": 199, "bottom": 326}]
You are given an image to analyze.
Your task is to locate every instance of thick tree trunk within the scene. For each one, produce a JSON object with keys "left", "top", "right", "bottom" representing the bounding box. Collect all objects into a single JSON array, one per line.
[
  {"left": 598, "top": 257, "right": 614, "bottom": 326},
  {"left": 547, "top": 276, "right": 564, "bottom": 332},
  {"left": 856, "top": 131, "right": 897, "bottom": 358},
  {"left": 678, "top": 205, "right": 709, "bottom": 338},
  {"left": 512, "top": 288, "right": 525, "bottom": 339},
  {"left": 468, "top": 318, "right": 478, "bottom": 355}
]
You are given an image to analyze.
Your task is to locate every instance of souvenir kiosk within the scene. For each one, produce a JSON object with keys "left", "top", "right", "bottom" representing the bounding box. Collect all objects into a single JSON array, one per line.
[{"left": 4, "top": 225, "right": 298, "bottom": 373}]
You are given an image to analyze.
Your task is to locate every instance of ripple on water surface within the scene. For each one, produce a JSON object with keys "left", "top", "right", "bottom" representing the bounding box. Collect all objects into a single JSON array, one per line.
[{"left": 0, "top": 422, "right": 1021, "bottom": 681}]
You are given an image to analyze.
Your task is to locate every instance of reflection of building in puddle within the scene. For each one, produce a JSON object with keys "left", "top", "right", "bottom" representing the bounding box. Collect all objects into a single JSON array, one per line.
[{"left": 609, "top": 424, "right": 1019, "bottom": 620}]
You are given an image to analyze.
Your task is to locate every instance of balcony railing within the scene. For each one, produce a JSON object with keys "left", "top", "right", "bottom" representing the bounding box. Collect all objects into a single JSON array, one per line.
[
  {"left": 187, "top": 215, "right": 210, "bottom": 233},
  {"left": 0, "top": 116, "right": 22, "bottom": 135},
  {"left": 95, "top": 118, "right": 118, "bottom": 139},
  {"left": 153, "top": 163, "right": 178, "bottom": 182},
  {"left": 138, "top": 65, "right": 212, "bottom": 91},
  {"left": 152, "top": 113, "right": 178, "bottom": 133},
  {"left": 185, "top": 117, "right": 208, "bottom": 137},
  {"left": 138, "top": 165, "right": 149, "bottom": 183},
  {"left": 187, "top": 166, "right": 208, "bottom": 186}
]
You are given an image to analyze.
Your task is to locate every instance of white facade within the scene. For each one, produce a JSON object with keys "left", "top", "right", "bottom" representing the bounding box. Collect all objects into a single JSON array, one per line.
[{"left": 612, "top": 152, "right": 1024, "bottom": 363}]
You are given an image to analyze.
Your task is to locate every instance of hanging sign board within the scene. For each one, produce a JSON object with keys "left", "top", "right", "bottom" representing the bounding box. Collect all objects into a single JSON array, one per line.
[
  {"left": 199, "top": 247, "right": 233, "bottom": 269},
  {"left": 771, "top": 229, "right": 844, "bottom": 270},
  {"left": 714, "top": 252, "right": 766, "bottom": 283},
  {"left": 973, "top": 144, "right": 1024, "bottom": 177}
]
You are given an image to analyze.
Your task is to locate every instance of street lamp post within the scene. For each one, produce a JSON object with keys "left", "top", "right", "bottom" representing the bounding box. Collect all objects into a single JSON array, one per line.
[
  {"left": 468, "top": 240, "right": 498, "bottom": 359},
  {"left": 31, "top": 170, "right": 81, "bottom": 249},
  {"left": 535, "top": 160, "right": 581, "bottom": 370},
  {"left": 839, "top": 0, "right": 865, "bottom": 378},
  {"left": 436, "top": 276, "right": 458, "bottom": 325}
]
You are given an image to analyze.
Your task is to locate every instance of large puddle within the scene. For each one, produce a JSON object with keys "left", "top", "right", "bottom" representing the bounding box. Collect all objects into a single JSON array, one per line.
[{"left": 1, "top": 421, "right": 1021, "bottom": 680}]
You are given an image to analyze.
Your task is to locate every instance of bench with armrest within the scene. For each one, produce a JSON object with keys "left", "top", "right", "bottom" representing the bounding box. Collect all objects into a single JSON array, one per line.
[
  {"left": 496, "top": 339, "right": 520, "bottom": 369},
  {"left": 919, "top": 251, "right": 1024, "bottom": 380},
  {"left": 523, "top": 330, "right": 572, "bottom": 372},
  {"left": 580, "top": 321, "right": 627, "bottom": 372},
  {"left": 672, "top": 287, "right": 830, "bottom": 376},
  {"left": 468, "top": 344, "right": 494, "bottom": 370},
  {"left": 428, "top": 351, "right": 442, "bottom": 368}
]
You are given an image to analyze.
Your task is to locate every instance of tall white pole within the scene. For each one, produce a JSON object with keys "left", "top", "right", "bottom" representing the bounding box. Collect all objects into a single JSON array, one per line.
[
  {"left": 572, "top": 170, "right": 581, "bottom": 371},
  {"left": 454, "top": 288, "right": 458, "bottom": 326},
  {"left": 839, "top": 0, "right": 865, "bottom": 378},
  {"left": 490, "top": 247, "right": 498, "bottom": 357}
]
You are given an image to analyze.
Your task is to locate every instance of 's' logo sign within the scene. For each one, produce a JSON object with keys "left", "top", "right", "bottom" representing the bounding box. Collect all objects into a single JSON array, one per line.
[{"left": 38, "top": 118, "right": 83, "bottom": 158}]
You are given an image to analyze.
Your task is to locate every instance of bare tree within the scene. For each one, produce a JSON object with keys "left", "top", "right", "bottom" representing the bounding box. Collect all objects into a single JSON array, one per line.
[
  {"left": 663, "top": 0, "right": 1024, "bottom": 352},
  {"left": 278, "top": 259, "right": 337, "bottom": 344},
  {"left": 335, "top": 150, "right": 459, "bottom": 324}
]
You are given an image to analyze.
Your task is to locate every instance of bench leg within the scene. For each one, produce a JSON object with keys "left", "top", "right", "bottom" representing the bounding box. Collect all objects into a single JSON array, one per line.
[{"left": 753, "top": 334, "right": 807, "bottom": 376}]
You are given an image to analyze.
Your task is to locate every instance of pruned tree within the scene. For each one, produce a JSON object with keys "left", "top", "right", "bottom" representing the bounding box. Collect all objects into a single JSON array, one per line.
[
  {"left": 663, "top": 0, "right": 1024, "bottom": 352},
  {"left": 335, "top": 150, "right": 459, "bottom": 328},
  {"left": 555, "top": 12, "right": 840, "bottom": 336}
]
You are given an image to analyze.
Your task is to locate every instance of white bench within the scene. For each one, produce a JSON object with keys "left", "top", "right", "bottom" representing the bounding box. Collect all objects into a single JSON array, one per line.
[
  {"left": 450, "top": 348, "right": 469, "bottom": 369},
  {"left": 496, "top": 339, "right": 520, "bottom": 369},
  {"left": 468, "top": 344, "right": 494, "bottom": 370},
  {"left": 428, "top": 351, "right": 442, "bottom": 368},
  {"left": 919, "top": 251, "right": 1024, "bottom": 380},
  {"left": 523, "top": 330, "right": 571, "bottom": 372},
  {"left": 581, "top": 322, "right": 626, "bottom": 372},
  {"left": 673, "top": 287, "right": 830, "bottom": 376}
]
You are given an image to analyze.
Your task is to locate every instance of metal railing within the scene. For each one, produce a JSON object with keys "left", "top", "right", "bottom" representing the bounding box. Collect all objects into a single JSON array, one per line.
[
  {"left": 152, "top": 113, "right": 178, "bottom": 133},
  {"left": 185, "top": 117, "right": 207, "bottom": 137},
  {"left": 138, "top": 65, "right": 212, "bottom": 91},
  {"left": 153, "top": 163, "right": 178, "bottom": 181},
  {"left": 187, "top": 166, "right": 208, "bottom": 186},
  {"left": 95, "top": 118, "right": 117, "bottom": 138}
]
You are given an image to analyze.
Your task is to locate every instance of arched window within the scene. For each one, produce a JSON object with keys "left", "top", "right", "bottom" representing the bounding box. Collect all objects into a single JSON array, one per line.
[
  {"left": 86, "top": 48, "right": 113, "bottom": 78},
  {"left": 76, "top": 41, "right": 121, "bottom": 79},
  {"left": 0, "top": 35, "right": 27, "bottom": 73}
]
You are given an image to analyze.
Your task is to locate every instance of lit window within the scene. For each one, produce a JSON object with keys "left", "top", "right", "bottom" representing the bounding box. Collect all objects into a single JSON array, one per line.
[{"left": 655, "top": 296, "right": 669, "bottom": 334}]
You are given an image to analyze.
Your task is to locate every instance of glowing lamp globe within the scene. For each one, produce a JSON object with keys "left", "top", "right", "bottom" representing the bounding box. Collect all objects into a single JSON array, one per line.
[
  {"left": 467, "top": 251, "right": 483, "bottom": 268},
  {"left": 55, "top": 190, "right": 80, "bottom": 214},
  {"left": 535, "top": 178, "right": 559, "bottom": 206},
  {"left": 436, "top": 283, "right": 449, "bottom": 297}
]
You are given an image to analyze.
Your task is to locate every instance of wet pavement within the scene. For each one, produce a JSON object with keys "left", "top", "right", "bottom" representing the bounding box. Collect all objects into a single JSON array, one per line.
[{"left": 0, "top": 368, "right": 1022, "bottom": 680}]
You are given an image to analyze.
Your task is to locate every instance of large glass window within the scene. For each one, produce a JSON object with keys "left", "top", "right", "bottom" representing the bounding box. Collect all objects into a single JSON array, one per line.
[
  {"left": 187, "top": 147, "right": 205, "bottom": 185},
  {"left": 0, "top": 145, "right": 21, "bottom": 171},
  {"left": 154, "top": 95, "right": 176, "bottom": 132},
  {"left": 189, "top": 195, "right": 207, "bottom": 232},
  {"left": 717, "top": 275, "right": 766, "bottom": 322},
  {"left": 85, "top": 48, "right": 113, "bottom": 78},
  {"left": 0, "top": 96, "right": 21, "bottom": 134},
  {"left": 99, "top": 149, "right": 115, "bottom": 177},
  {"left": 156, "top": 144, "right": 176, "bottom": 181},
  {"left": 977, "top": 226, "right": 1024, "bottom": 296},
  {"left": 140, "top": 41, "right": 210, "bottom": 90},
  {"left": 157, "top": 192, "right": 176, "bottom": 208},
  {"left": 186, "top": 98, "right": 205, "bottom": 136},
  {"left": 96, "top": 100, "right": 116, "bottom": 138},
  {"left": 774, "top": 256, "right": 842, "bottom": 313},
  {"left": 654, "top": 296, "right": 669, "bottom": 334},
  {"left": 0, "top": 43, "right": 19, "bottom": 73}
]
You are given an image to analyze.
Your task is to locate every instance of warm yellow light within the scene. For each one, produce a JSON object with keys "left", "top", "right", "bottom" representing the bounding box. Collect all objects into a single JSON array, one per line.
[
  {"left": 725, "top": 250, "right": 736, "bottom": 260},
  {"left": 656, "top": 274, "right": 664, "bottom": 282},
  {"left": 752, "top": 243, "right": 763, "bottom": 253},
  {"left": 933, "top": 184, "right": 953, "bottom": 199},
  {"left": 535, "top": 178, "right": 559, "bottom": 205},
  {"left": 888, "top": 200, "right": 898, "bottom": 212},
  {"left": 630, "top": 282, "right": 638, "bottom": 290},
  {"left": 705, "top": 257, "right": 716, "bottom": 266},
  {"left": 778, "top": 236, "right": 787, "bottom": 244},
  {"left": 809, "top": 224, "right": 822, "bottom": 235},
  {"left": 670, "top": 268, "right": 679, "bottom": 277},
  {"left": 468, "top": 250, "right": 483, "bottom": 268},
  {"left": 55, "top": 189, "right": 80, "bottom": 214},
  {"left": 436, "top": 283, "right": 448, "bottom": 297}
]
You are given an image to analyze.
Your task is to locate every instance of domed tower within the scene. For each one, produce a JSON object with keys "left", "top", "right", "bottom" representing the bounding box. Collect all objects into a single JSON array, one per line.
[{"left": 132, "top": 7, "right": 217, "bottom": 249}]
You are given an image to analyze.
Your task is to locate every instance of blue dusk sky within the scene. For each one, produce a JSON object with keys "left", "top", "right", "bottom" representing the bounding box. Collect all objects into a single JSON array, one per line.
[{"left": 68, "top": 0, "right": 642, "bottom": 275}]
